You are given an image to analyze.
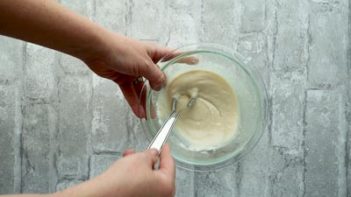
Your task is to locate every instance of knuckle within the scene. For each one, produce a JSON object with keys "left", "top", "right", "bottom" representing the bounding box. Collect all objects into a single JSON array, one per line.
[
  {"left": 131, "top": 63, "right": 142, "bottom": 76},
  {"left": 132, "top": 59, "right": 150, "bottom": 77},
  {"left": 144, "top": 59, "right": 154, "bottom": 69},
  {"left": 139, "top": 59, "right": 152, "bottom": 74}
]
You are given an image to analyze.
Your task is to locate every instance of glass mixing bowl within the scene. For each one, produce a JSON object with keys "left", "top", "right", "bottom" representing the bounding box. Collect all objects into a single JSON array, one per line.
[{"left": 139, "top": 44, "right": 268, "bottom": 171}]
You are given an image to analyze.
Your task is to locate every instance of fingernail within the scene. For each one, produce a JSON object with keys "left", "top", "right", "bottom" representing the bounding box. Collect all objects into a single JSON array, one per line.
[
  {"left": 190, "top": 57, "right": 199, "bottom": 64},
  {"left": 153, "top": 80, "right": 164, "bottom": 91},
  {"left": 158, "top": 73, "right": 167, "bottom": 89},
  {"left": 153, "top": 84, "right": 162, "bottom": 91},
  {"left": 150, "top": 149, "right": 159, "bottom": 156},
  {"left": 163, "top": 144, "right": 169, "bottom": 149}
]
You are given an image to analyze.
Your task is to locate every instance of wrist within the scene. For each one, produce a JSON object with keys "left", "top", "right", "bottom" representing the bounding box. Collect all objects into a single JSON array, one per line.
[
  {"left": 72, "top": 23, "right": 109, "bottom": 63},
  {"left": 75, "top": 24, "right": 126, "bottom": 65},
  {"left": 52, "top": 181, "right": 94, "bottom": 197},
  {"left": 53, "top": 175, "right": 118, "bottom": 197}
]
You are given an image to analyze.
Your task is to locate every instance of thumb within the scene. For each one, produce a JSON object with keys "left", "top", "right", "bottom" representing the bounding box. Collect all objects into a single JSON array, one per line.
[
  {"left": 143, "top": 149, "right": 159, "bottom": 167},
  {"left": 139, "top": 60, "right": 166, "bottom": 91},
  {"left": 122, "top": 149, "right": 135, "bottom": 157}
]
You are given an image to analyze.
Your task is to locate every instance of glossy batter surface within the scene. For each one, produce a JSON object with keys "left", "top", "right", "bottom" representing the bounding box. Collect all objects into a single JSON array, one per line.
[{"left": 159, "top": 70, "right": 239, "bottom": 150}]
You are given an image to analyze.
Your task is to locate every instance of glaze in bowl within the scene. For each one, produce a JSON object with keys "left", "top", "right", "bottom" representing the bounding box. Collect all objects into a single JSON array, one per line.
[{"left": 139, "top": 44, "right": 268, "bottom": 171}]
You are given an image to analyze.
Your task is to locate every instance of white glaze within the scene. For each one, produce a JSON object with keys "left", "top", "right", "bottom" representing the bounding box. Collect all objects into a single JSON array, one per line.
[{"left": 159, "top": 70, "right": 239, "bottom": 151}]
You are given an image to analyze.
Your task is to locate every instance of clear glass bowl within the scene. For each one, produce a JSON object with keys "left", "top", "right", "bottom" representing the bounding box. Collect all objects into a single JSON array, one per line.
[{"left": 139, "top": 44, "right": 268, "bottom": 171}]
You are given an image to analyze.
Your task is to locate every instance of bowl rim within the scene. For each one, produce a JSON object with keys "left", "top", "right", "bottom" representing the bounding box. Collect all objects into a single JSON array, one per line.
[{"left": 140, "top": 43, "right": 269, "bottom": 171}]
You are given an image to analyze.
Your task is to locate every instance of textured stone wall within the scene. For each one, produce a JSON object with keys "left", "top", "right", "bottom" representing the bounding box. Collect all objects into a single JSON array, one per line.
[{"left": 0, "top": 0, "right": 350, "bottom": 196}]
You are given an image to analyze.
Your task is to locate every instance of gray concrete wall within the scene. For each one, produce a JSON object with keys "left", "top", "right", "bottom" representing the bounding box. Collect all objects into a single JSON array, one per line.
[{"left": 0, "top": 0, "right": 350, "bottom": 196}]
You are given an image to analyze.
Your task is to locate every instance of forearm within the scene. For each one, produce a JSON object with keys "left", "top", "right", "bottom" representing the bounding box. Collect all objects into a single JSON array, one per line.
[
  {"left": 0, "top": 184, "right": 91, "bottom": 197},
  {"left": 0, "top": 0, "right": 113, "bottom": 61},
  {"left": 0, "top": 180, "right": 99, "bottom": 197},
  {"left": 1, "top": 195, "right": 50, "bottom": 197}
]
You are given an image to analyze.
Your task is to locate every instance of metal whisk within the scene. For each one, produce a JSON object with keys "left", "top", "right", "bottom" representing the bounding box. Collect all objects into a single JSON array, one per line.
[{"left": 148, "top": 96, "right": 196, "bottom": 153}]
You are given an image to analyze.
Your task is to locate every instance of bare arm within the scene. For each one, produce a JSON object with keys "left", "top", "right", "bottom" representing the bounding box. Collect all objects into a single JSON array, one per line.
[
  {"left": 0, "top": 0, "right": 173, "bottom": 117},
  {"left": 0, "top": 1, "right": 176, "bottom": 196},
  {"left": 1, "top": 195, "right": 49, "bottom": 197},
  {"left": 0, "top": 0, "right": 105, "bottom": 60},
  {"left": 1, "top": 146, "right": 175, "bottom": 197}
]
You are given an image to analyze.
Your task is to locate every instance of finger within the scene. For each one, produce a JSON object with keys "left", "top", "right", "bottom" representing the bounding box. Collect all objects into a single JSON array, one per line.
[
  {"left": 142, "top": 41, "right": 174, "bottom": 63},
  {"left": 119, "top": 83, "right": 145, "bottom": 118},
  {"left": 128, "top": 78, "right": 147, "bottom": 117},
  {"left": 162, "top": 51, "right": 199, "bottom": 65},
  {"left": 149, "top": 97, "right": 157, "bottom": 119},
  {"left": 147, "top": 44, "right": 199, "bottom": 65},
  {"left": 149, "top": 47, "right": 176, "bottom": 63},
  {"left": 143, "top": 148, "right": 159, "bottom": 168},
  {"left": 176, "top": 56, "right": 199, "bottom": 65},
  {"left": 122, "top": 149, "right": 135, "bottom": 157},
  {"left": 136, "top": 80, "right": 147, "bottom": 118},
  {"left": 134, "top": 78, "right": 146, "bottom": 110},
  {"left": 140, "top": 60, "right": 166, "bottom": 91},
  {"left": 158, "top": 144, "right": 175, "bottom": 179}
]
